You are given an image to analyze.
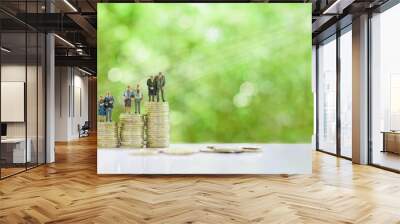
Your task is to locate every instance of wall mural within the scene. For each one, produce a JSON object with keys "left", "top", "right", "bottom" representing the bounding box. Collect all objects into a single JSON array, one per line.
[
  {"left": 97, "top": 3, "right": 312, "bottom": 174},
  {"left": 98, "top": 3, "right": 312, "bottom": 145}
]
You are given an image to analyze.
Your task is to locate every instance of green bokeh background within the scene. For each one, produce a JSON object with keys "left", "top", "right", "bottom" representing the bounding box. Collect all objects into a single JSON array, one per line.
[{"left": 98, "top": 3, "right": 312, "bottom": 143}]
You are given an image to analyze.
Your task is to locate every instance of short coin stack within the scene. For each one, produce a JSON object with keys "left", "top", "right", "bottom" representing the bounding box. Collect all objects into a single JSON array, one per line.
[
  {"left": 97, "top": 122, "right": 119, "bottom": 148},
  {"left": 146, "top": 102, "right": 170, "bottom": 148},
  {"left": 119, "top": 113, "right": 145, "bottom": 148}
]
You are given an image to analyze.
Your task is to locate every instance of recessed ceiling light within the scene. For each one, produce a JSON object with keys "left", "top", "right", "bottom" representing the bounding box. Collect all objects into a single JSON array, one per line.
[
  {"left": 54, "top": 34, "right": 75, "bottom": 48},
  {"left": 322, "top": 0, "right": 353, "bottom": 15},
  {"left": 78, "top": 67, "right": 93, "bottom": 76},
  {"left": 63, "top": 0, "right": 78, "bottom": 12},
  {"left": 1, "top": 47, "right": 11, "bottom": 53}
]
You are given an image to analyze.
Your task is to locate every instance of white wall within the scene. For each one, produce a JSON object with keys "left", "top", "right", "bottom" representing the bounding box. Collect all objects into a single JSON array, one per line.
[
  {"left": 71, "top": 73, "right": 89, "bottom": 138},
  {"left": 55, "top": 67, "right": 69, "bottom": 141},
  {"left": 2, "top": 63, "right": 47, "bottom": 164},
  {"left": 55, "top": 67, "right": 89, "bottom": 141},
  {"left": 1, "top": 65, "right": 36, "bottom": 138},
  {"left": 1, "top": 65, "right": 26, "bottom": 139}
]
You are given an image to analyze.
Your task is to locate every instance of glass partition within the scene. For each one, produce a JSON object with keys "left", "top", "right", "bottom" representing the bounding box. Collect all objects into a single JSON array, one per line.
[
  {"left": 0, "top": 2, "right": 46, "bottom": 179},
  {"left": 27, "top": 30, "right": 38, "bottom": 169},
  {"left": 26, "top": 0, "right": 44, "bottom": 169},
  {"left": 1, "top": 30, "right": 28, "bottom": 177},
  {"left": 317, "top": 35, "right": 337, "bottom": 154}
]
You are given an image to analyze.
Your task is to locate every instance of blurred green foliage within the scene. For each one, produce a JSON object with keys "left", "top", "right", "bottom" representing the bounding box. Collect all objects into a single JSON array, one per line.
[{"left": 98, "top": 3, "right": 312, "bottom": 143}]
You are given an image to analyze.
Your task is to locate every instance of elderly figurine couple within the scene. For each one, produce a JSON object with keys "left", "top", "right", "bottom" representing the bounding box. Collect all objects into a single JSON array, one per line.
[
  {"left": 98, "top": 92, "right": 114, "bottom": 122},
  {"left": 123, "top": 84, "right": 143, "bottom": 114},
  {"left": 146, "top": 72, "right": 166, "bottom": 102}
]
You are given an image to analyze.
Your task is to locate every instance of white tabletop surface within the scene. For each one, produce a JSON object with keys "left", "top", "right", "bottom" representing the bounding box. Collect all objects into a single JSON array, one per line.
[
  {"left": 1, "top": 138, "right": 27, "bottom": 143},
  {"left": 97, "top": 143, "right": 312, "bottom": 175}
]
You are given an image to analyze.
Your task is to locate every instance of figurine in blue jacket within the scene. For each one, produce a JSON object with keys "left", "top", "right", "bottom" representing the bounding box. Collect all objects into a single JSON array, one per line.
[
  {"left": 98, "top": 95, "right": 106, "bottom": 122},
  {"left": 104, "top": 92, "right": 114, "bottom": 122}
]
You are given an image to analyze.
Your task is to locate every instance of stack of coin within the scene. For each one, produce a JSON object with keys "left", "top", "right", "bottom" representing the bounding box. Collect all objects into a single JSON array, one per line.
[
  {"left": 97, "top": 122, "right": 119, "bottom": 148},
  {"left": 146, "top": 102, "right": 170, "bottom": 148},
  {"left": 119, "top": 113, "right": 145, "bottom": 148}
]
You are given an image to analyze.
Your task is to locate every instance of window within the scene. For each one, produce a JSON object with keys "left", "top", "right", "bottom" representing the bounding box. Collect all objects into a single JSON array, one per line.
[
  {"left": 370, "top": 3, "right": 400, "bottom": 171},
  {"left": 317, "top": 36, "right": 337, "bottom": 154},
  {"left": 339, "top": 27, "right": 352, "bottom": 158}
]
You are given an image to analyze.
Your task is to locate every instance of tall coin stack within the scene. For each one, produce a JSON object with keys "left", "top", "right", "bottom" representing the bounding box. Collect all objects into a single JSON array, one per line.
[
  {"left": 146, "top": 102, "right": 170, "bottom": 148},
  {"left": 97, "top": 122, "right": 119, "bottom": 148},
  {"left": 119, "top": 113, "right": 145, "bottom": 148}
]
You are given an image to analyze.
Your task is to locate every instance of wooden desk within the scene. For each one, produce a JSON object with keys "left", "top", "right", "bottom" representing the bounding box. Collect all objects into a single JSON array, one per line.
[
  {"left": 382, "top": 131, "right": 400, "bottom": 154},
  {"left": 1, "top": 138, "right": 31, "bottom": 163}
]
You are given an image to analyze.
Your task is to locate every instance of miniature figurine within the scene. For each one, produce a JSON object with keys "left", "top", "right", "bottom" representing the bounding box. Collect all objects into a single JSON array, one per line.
[
  {"left": 156, "top": 72, "right": 166, "bottom": 102},
  {"left": 153, "top": 75, "right": 158, "bottom": 102},
  {"left": 98, "top": 95, "right": 106, "bottom": 122},
  {"left": 104, "top": 91, "right": 114, "bottom": 122},
  {"left": 147, "top": 75, "right": 155, "bottom": 102},
  {"left": 123, "top": 85, "right": 133, "bottom": 113},
  {"left": 134, "top": 84, "right": 143, "bottom": 114}
]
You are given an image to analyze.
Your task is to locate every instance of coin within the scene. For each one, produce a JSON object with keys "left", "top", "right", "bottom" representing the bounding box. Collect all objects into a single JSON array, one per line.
[
  {"left": 119, "top": 114, "right": 145, "bottom": 148},
  {"left": 130, "top": 149, "right": 160, "bottom": 156},
  {"left": 145, "top": 102, "right": 170, "bottom": 148},
  {"left": 161, "top": 148, "right": 198, "bottom": 155},
  {"left": 213, "top": 147, "right": 244, "bottom": 153},
  {"left": 97, "top": 121, "right": 119, "bottom": 148}
]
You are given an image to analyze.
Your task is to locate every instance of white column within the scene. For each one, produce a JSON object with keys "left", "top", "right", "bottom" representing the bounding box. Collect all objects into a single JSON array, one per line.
[
  {"left": 312, "top": 45, "right": 317, "bottom": 149},
  {"left": 352, "top": 14, "right": 369, "bottom": 164},
  {"left": 46, "top": 32, "right": 55, "bottom": 163}
]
